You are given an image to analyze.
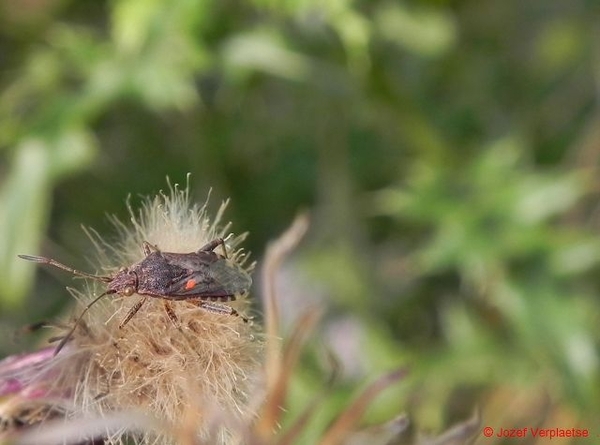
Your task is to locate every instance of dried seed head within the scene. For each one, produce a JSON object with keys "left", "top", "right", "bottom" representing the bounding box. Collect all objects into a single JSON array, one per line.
[{"left": 32, "top": 182, "right": 262, "bottom": 445}]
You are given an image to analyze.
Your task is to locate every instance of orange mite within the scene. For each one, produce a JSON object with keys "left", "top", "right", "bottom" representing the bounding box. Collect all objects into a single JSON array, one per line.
[{"left": 185, "top": 279, "right": 197, "bottom": 290}]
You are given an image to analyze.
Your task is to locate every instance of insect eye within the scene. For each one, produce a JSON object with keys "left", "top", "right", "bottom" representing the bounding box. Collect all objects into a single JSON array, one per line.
[{"left": 123, "top": 287, "right": 135, "bottom": 296}]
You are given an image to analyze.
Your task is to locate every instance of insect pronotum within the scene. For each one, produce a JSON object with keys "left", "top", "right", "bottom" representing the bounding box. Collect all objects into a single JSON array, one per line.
[{"left": 19, "top": 238, "right": 252, "bottom": 354}]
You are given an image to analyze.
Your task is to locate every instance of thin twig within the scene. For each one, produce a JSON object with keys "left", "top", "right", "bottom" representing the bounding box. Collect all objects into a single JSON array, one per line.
[
  {"left": 260, "top": 213, "right": 310, "bottom": 393},
  {"left": 319, "top": 368, "right": 408, "bottom": 445}
]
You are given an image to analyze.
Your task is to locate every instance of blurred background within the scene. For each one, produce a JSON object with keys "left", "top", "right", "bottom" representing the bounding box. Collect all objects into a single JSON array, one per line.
[{"left": 1, "top": 0, "right": 599, "bottom": 443}]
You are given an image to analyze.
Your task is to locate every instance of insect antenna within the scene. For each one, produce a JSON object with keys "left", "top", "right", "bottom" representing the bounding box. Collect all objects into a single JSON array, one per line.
[
  {"left": 18, "top": 254, "right": 112, "bottom": 283},
  {"left": 54, "top": 290, "right": 114, "bottom": 355}
]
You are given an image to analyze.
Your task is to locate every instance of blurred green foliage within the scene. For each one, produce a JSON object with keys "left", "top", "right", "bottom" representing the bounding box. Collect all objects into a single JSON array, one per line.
[{"left": 1, "top": 0, "right": 599, "bottom": 442}]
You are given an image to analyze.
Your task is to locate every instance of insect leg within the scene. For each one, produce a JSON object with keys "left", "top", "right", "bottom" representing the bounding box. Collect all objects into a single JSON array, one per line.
[
  {"left": 119, "top": 297, "right": 147, "bottom": 328},
  {"left": 163, "top": 301, "right": 179, "bottom": 326},
  {"left": 142, "top": 241, "right": 158, "bottom": 256},
  {"left": 94, "top": 378, "right": 110, "bottom": 401},
  {"left": 197, "top": 301, "right": 248, "bottom": 323},
  {"left": 197, "top": 238, "right": 228, "bottom": 257}
]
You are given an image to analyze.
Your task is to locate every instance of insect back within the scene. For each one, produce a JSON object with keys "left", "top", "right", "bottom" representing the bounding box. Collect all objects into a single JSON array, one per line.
[{"left": 19, "top": 238, "right": 252, "bottom": 354}]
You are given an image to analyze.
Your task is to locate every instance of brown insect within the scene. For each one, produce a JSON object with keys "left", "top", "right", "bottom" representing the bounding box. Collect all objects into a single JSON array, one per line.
[{"left": 19, "top": 238, "right": 251, "bottom": 354}]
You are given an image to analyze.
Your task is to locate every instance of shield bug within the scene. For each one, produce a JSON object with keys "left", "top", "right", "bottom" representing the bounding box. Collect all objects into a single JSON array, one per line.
[{"left": 19, "top": 238, "right": 252, "bottom": 354}]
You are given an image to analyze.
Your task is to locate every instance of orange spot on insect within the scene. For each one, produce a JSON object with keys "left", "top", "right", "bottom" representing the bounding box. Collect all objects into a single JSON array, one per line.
[{"left": 185, "top": 279, "right": 196, "bottom": 290}]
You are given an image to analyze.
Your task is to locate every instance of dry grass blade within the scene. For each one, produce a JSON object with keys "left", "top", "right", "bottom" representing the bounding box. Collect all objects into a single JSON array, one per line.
[
  {"left": 15, "top": 411, "right": 162, "bottom": 445},
  {"left": 260, "top": 213, "right": 310, "bottom": 394},
  {"left": 276, "top": 370, "right": 335, "bottom": 445},
  {"left": 417, "top": 410, "right": 480, "bottom": 445},
  {"left": 319, "top": 368, "right": 408, "bottom": 445},
  {"left": 274, "top": 343, "right": 341, "bottom": 445},
  {"left": 256, "top": 308, "right": 321, "bottom": 438},
  {"left": 276, "top": 393, "right": 324, "bottom": 445},
  {"left": 344, "top": 414, "right": 409, "bottom": 445}
]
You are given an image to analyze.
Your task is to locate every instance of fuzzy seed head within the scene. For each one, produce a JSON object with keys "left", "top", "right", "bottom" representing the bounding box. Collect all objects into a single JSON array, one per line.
[{"left": 38, "top": 183, "right": 262, "bottom": 445}]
